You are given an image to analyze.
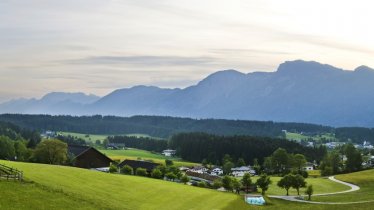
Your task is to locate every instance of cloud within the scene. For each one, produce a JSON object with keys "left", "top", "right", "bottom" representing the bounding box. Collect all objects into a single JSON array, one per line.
[{"left": 65, "top": 55, "right": 217, "bottom": 66}]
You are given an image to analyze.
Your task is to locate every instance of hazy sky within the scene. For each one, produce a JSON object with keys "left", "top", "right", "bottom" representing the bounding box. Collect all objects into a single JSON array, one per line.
[{"left": 1, "top": 0, "right": 373, "bottom": 102}]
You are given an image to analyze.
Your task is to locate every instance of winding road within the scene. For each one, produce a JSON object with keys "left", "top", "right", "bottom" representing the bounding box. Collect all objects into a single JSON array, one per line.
[{"left": 269, "top": 176, "right": 373, "bottom": 204}]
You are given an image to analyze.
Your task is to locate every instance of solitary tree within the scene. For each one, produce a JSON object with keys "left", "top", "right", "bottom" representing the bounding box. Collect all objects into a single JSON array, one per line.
[
  {"left": 33, "top": 139, "right": 67, "bottom": 164},
  {"left": 292, "top": 154, "right": 307, "bottom": 171},
  {"left": 291, "top": 174, "right": 306, "bottom": 195},
  {"left": 305, "top": 184, "right": 314, "bottom": 200},
  {"left": 213, "top": 179, "right": 223, "bottom": 189},
  {"left": 232, "top": 178, "right": 242, "bottom": 194},
  {"left": 256, "top": 174, "right": 272, "bottom": 195},
  {"left": 180, "top": 175, "right": 190, "bottom": 184},
  {"left": 277, "top": 174, "right": 293, "bottom": 195},
  {"left": 222, "top": 175, "right": 233, "bottom": 192},
  {"left": 151, "top": 169, "right": 163, "bottom": 179},
  {"left": 241, "top": 173, "right": 252, "bottom": 193}
]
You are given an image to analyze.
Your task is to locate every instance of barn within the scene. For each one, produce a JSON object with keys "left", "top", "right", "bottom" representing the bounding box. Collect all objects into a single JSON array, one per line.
[
  {"left": 118, "top": 159, "right": 160, "bottom": 174},
  {"left": 68, "top": 145, "right": 113, "bottom": 169}
]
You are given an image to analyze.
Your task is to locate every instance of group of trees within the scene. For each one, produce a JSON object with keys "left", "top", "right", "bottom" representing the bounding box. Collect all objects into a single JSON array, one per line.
[
  {"left": 212, "top": 173, "right": 272, "bottom": 195},
  {"left": 262, "top": 148, "right": 310, "bottom": 176},
  {"left": 320, "top": 143, "right": 363, "bottom": 176},
  {"left": 170, "top": 133, "right": 324, "bottom": 172},
  {"left": 277, "top": 173, "right": 314, "bottom": 200}
]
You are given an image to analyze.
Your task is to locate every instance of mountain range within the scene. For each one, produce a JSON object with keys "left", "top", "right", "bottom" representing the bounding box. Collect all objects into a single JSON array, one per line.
[{"left": 1, "top": 60, "right": 374, "bottom": 127}]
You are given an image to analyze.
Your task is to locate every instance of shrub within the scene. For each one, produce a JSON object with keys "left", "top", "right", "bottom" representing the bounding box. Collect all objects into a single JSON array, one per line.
[
  {"left": 136, "top": 167, "right": 147, "bottom": 176},
  {"left": 198, "top": 181, "right": 207, "bottom": 188},
  {"left": 121, "top": 165, "right": 133, "bottom": 175},
  {"left": 151, "top": 169, "right": 163, "bottom": 179},
  {"left": 212, "top": 179, "right": 222, "bottom": 189},
  {"left": 180, "top": 175, "right": 190, "bottom": 184},
  {"left": 109, "top": 163, "right": 118, "bottom": 173}
]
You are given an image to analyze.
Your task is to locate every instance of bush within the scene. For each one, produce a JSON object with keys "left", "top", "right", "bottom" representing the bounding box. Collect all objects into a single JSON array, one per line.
[
  {"left": 136, "top": 167, "right": 147, "bottom": 176},
  {"left": 212, "top": 179, "right": 223, "bottom": 189},
  {"left": 151, "top": 169, "right": 163, "bottom": 179},
  {"left": 180, "top": 175, "right": 190, "bottom": 184},
  {"left": 321, "top": 166, "right": 333, "bottom": 176},
  {"left": 121, "top": 165, "right": 133, "bottom": 175},
  {"left": 198, "top": 181, "right": 207, "bottom": 188},
  {"left": 109, "top": 163, "right": 118, "bottom": 173}
]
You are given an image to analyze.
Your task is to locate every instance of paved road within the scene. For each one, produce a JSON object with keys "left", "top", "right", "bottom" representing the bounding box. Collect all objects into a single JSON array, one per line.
[{"left": 269, "top": 176, "right": 374, "bottom": 205}]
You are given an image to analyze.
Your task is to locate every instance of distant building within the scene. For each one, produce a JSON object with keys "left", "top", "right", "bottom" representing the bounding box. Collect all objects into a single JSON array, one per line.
[
  {"left": 118, "top": 159, "right": 160, "bottom": 174},
  {"left": 210, "top": 167, "right": 223, "bottom": 176},
  {"left": 303, "top": 162, "right": 314, "bottom": 171},
  {"left": 231, "top": 166, "right": 256, "bottom": 177},
  {"left": 68, "top": 145, "right": 113, "bottom": 169},
  {"left": 188, "top": 166, "right": 208, "bottom": 174},
  {"left": 162, "top": 149, "right": 176, "bottom": 157},
  {"left": 107, "top": 143, "right": 126, "bottom": 150}
]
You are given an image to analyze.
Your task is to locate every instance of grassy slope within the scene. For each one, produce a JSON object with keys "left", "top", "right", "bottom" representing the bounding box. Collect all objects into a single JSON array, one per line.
[
  {"left": 100, "top": 149, "right": 197, "bottom": 167},
  {"left": 0, "top": 160, "right": 248, "bottom": 210},
  {"left": 1, "top": 160, "right": 373, "bottom": 210},
  {"left": 311, "top": 169, "right": 374, "bottom": 202},
  {"left": 286, "top": 132, "right": 336, "bottom": 142}
]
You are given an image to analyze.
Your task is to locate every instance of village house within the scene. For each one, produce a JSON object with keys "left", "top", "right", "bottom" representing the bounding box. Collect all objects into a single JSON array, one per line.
[
  {"left": 210, "top": 167, "right": 223, "bottom": 176},
  {"left": 68, "top": 145, "right": 113, "bottom": 169},
  {"left": 231, "top": 166, "right": 256, "bottom": 177},
  {"left": 162, "top": 149, "right": 176, "bottom": 157},
  {"left": 303, "top": 162, "right": 314, "bottom": 171}
]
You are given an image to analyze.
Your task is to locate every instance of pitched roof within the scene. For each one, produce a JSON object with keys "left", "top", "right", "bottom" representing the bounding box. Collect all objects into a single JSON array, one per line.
[
  {"left": 68, "top": 145, "right": 113, "bottom": 163},
  {"left": 68, "top": 145, "right": 91, "bottom": 157}
]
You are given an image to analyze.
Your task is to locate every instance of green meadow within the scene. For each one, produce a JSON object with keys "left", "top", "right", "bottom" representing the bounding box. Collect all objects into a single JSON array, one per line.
[
  {"left": 100, "top": 148, "right": 197, "bottom": 167},
  {"left": 1, "top": 160, "right": 373, "bottom": 209},
  {"left": 58, "top": 131, "right": 164, "bottom": 144}
]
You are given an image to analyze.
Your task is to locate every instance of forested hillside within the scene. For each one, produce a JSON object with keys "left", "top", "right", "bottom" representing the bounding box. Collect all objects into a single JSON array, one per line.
[
  {"left": 169, "top": 133, "right": 327, "bottom": 164},
  {"left": 0, "top": 114, "right": 333, "bottom": 139}
]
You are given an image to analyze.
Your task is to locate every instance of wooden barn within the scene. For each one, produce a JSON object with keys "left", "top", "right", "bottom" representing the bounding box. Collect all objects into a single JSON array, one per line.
[
  {"left": 68, "top": 145, "right": 113, "bottom": 169},
  {"left": 118, "top": 159, "right": 160, "bottom": 173}
]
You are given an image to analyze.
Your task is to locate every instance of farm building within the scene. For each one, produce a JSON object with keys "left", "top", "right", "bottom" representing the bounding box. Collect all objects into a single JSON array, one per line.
[
  {"left": 68, "top": 145, "right": 113, "bottom": 169},
  {"left": 118, "top": 159, "right": 160, "bottom": 173},
  {"left": 231, "top": 166, "right": 256, "bottom": 177}
]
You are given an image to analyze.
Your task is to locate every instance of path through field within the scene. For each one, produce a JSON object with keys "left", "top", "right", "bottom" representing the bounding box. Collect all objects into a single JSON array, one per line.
[{"left": 269, "top": 176, "right": 374, "bottom": 204}]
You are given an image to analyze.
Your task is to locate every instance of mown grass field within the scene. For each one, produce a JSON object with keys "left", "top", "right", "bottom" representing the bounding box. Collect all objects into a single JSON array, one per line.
[
  {"left": 285, "top": 132, "right": 336, "bottom": 142},
  {"left": 100, "top": 148, "right": 197, "bottom": 167},
  {"left": 59, "top": 132, "right": 164, "bottom": 144},
  {"left": 310, "top": 169, "right": 374, "bottom": 202},
  {"left": 252, "top": 176, "right": 350, "bottom": 196},
  {"left": 0, "top": 160, "right": 373, "bottom": 210}
]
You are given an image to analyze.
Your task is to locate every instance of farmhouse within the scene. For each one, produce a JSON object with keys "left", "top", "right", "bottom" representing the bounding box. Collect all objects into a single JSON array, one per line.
[
  {"left": 68, "top": 145, "right": 113, "bottom": 169},
  {"left": 303, "top": 162, "right": 314, "bottom": 171},
  {"left": 118, "top": 159, "right": 160, "bottom": 173},
  {"left": 231, "top": 166, "right": 256, "bottom": 177},
  {"left": 162, "top": 149, "right": 176, "bottom": 157},
  {"left": 210, "top": 167, "right": 223, "bottom": 176}
]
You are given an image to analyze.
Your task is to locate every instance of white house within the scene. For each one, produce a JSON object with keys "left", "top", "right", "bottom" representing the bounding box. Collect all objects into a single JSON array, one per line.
[
  {"left": 303, "top": 163, "right": 314, "bottom": 171},
  {"left": 162, "top": 149, "right": 176, "bottom": 157},
  {"left": 231, "top": 166, "right": 256, "bottom": 177},
  {"left": 210, "top": 167, "right": 223, "bottom": 176}
]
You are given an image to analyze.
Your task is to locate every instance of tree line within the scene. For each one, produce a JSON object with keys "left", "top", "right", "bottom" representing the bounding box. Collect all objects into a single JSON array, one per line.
[
  {"left": 0, "top": 114, "right": 334, "bottom": 139},
  {"left": 169, "top": 132, "right": 327, "bottom": 165},
  {"left": 107, "top": 136, "right": 168, "bottom": 152}
]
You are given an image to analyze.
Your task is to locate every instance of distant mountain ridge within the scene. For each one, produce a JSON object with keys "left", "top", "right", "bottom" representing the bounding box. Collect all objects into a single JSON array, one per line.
[{"left": 1, "top": 60, "right": 374, "bottom": 127}]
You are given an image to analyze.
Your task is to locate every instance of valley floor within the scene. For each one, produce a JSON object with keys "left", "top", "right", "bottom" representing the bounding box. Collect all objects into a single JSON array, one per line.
[{"left": 1, "top": 160, "right": 373, "bottom": 210}]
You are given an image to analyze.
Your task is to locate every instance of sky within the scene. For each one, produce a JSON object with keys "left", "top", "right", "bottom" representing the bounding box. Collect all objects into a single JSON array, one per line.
[{"left": 1, "top": 0, "right": 374, "bottom": 102}]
